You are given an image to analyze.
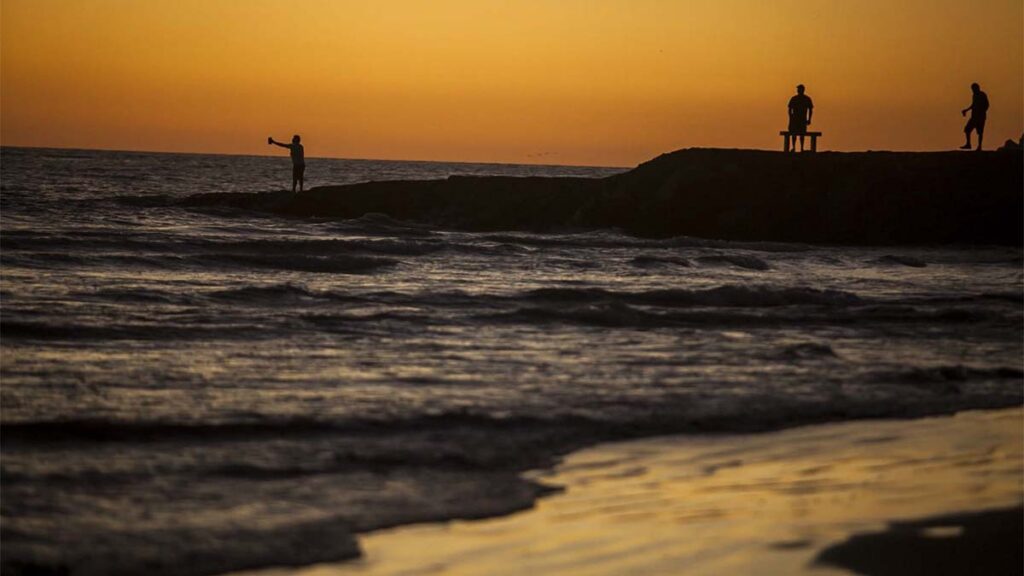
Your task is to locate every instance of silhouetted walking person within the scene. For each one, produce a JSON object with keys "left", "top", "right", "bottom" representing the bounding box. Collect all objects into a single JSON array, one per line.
[
  {"left": 960, "top": 83, "right": 989, "bottom": 151},
  {"left": 787, "top": 85, "right": 814, "bottom": 152},
  {"left": 269, "top": 135, "right": 305, "bottom": 192}
]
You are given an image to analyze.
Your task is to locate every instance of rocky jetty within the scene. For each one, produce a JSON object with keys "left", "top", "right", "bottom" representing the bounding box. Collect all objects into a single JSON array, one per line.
[{"left": 183, "top": 149, "right": 1023, "bottom": 245}]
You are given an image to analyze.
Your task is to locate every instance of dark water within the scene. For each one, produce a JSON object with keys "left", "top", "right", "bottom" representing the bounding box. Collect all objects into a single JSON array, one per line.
[{"left": 2, "top": 146, "right": 1021, "bottom": 575}]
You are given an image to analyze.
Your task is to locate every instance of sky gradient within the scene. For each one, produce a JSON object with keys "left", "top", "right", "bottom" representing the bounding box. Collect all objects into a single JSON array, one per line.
[{"left": 2, "top": 0, "right": 1022, "bottom": 166}]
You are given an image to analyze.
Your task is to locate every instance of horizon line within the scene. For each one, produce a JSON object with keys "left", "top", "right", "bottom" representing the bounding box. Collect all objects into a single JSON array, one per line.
[
  {"left": 2, "top": 143, "right": 1014, "bottom": 170},
  {"left": 0, "top": 143, "right": 633, "bottom": 170}
]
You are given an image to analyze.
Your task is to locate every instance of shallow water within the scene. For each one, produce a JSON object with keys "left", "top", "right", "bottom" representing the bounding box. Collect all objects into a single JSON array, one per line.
[
  {"left": 1, "top": 146, "right": 1022, "bottom": 575},
  {"left": 242, "top": 408, "right": 1021, "bottom": 576},
  {"left": 237, "top": 405, "right": 1015, "bottom": 573}
]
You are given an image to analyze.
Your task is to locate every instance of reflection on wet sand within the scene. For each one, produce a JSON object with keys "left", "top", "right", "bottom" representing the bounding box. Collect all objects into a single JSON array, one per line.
[{"left": 234, "top": 408, "right": 1022, "bottom": 576}]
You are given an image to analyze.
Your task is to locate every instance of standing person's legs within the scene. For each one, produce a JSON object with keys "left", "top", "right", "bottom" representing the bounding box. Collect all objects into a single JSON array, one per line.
[
  {"left": 962, "top": 118, "right": 976, "bottom": 149},
  {"left": 790, "top": 122, "right": 807, "bottom": 152},
  {"left": 976, "top": 118, "right": 985, "bottom": 151},
  {"left": 296, "top": 165, "right": 305, "bottom": 192},
  {"left": 787, "top": 119, "right": 795, "bottom": 153}
]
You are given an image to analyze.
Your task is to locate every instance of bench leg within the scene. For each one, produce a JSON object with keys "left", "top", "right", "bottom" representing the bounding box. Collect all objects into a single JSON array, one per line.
[
  {"left": 811, "top": 135, "right": 818, "bottom": 152},
  {"left": 783, "top": 135, "right": 790, "bottom": 153}
]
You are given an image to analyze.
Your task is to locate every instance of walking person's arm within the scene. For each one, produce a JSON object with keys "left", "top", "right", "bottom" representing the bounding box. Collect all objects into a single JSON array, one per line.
[{"left": 961, "top": 103, "right": 972, "bottom": 116}]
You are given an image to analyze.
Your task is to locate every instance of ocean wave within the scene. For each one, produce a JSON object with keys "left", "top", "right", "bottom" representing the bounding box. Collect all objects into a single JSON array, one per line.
[
  {"left": 331, "top": 212, "right": 440, "bottom": 237},
  {"left": 206, "top": 283, "right": 345, "bottom": 304},
  {"left": 850, "top": 305, "right": 1004, "bottom": 324},
  {"left": 2, "top": 231, "right": 443, "bottom": 258},
  {"left": 447, "top": 242, "right": 533, "bottom": 256},
  {"left": 482, "top": 302, "right": 1006, "bottom": 329},
  {"left": 0, "top": 320, "right": 261, "bottom": 342},
  {"left": 780, "top": 342, "right": 839, "bottom": 359},
  {"left": 876, "top": 255, "right": 928, "bottom": 268},
  {"left": 12, "top": 385, "right": 1019, "bottom": 446},
  {"left": 0, "top": 412, "right": 602, "bottom": 443},
  {"left": 694, "top": 254, "right": 772, "bottom": 270},
  {"left": 482, "top": 303, "right": 811, "bottom": 328},
  {"left": 210, "top": 287, "right": 479, "bottom": 309},
  {"left": 0, "top": 418, "right": 346, "bottom": 442},
  {"left": 302, "top": 311, "right": 438, "bottom": 330},
  {"left": 476, "top": 232, "right": 810, "bottom": 253},
  {"left": 908, "top": 292, "right": 1024, "bottom": 305},
  {"left": 981, "top": 292, "right": 1024, "bottom": 303},
  {"left": 630, "top": 255, "right": 691, "bottom": 268},
  {"left": 75, "top": 287, "right": 193, "bottom": 305},
  {"left": 486, "top": 302, "right": 663, "bottom": 328},
  {"left": 874, "top": 365, "right": 1024, "bottom": 385},
  {"left": 10, "top": 251, "right": 396, "bottom": 274},
  {"left": 208, "top": 237, "right": 444, "bottom": 257},
  {"left": 194, "top": 252, "right": 396, "bottom": 273},
  {"left": 4, "top": 229, "right": 539, "bottom": 263},
  {"left": 1, "top": 514, "right": 362, "bottom": 576},
  {"left": 523, "top": 285, "right": 862, "bottom": 308},
  {"left": 116, "top": 194, "right": 177, "bottom": 207}
]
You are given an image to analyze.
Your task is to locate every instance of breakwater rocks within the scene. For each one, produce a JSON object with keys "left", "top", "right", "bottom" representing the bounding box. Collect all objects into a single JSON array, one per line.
[{"left": 183, "top": 149, "right": 1023, "bottom": 245}]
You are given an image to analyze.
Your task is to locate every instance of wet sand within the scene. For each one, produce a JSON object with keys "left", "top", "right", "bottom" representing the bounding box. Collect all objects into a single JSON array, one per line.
[{"left": 230, "top": 408, "right": 1021, "bottom": 576}]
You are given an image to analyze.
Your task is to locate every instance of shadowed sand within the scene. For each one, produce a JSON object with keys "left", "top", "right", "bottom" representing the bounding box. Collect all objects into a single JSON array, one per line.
[
  {"left": 230, "top": 408, "right": 1022, "bottom": 576},
  {"left": 816, "top": 507, "right": 1022, "bottom": 575},
  {"left": 180, "top": 149, "right": 1024, "bottom": 245}
]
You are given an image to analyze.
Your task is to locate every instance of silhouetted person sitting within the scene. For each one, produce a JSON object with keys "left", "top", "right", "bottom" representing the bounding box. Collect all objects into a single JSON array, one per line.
[
  {"left": 787, "top": 84, "right": 814, "bottom": 151},
  {"left": 269, "top": 134, "right": 305, "bottom": 192},
  {"left": 960, "top": 83, "right": 989, "bottom": 151}
]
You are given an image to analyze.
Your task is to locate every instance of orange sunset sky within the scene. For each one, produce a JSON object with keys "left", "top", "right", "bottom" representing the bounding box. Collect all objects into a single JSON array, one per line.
[{"left": 2, "top": 0, "right": 1022, "bottom": 167}]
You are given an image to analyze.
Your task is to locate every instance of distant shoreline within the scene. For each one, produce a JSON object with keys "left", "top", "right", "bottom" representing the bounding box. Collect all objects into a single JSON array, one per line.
[{"left": 176, "top": 148, "right": 1024, "bottom": 246}]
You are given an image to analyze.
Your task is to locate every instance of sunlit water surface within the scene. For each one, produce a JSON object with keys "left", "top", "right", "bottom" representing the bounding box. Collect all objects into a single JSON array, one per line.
[
  {"left": 241, "top": 408, "right": 1021, "bottom": 576},
  {"left": 2, "top": 147, "right": 1021, "bottom": 575}
]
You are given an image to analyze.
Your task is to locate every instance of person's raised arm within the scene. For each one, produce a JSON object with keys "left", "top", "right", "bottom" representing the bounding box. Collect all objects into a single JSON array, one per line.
[{"left": 268, "top": 137, "right": 292, "bottom": 149}]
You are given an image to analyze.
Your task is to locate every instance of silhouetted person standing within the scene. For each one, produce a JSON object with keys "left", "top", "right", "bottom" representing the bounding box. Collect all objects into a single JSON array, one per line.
[
  {"left": 960, "top": 83, "right": 989, "bottom": 151},
  {"left": 787, "top": 85, "right": 814, "bottom": 152},
  {"left": 269, "top": 135, "right": 305, "bottom": 192}
]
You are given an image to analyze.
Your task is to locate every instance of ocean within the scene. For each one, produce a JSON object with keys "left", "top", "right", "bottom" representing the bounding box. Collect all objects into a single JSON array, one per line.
[{"left": 1, "top": 146, "right": 1021, "bottom": 575}]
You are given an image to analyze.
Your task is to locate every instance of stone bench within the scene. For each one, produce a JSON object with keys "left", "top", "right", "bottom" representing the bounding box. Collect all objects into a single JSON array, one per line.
[{"left": 780, "top": 131, "right": 822, "bottom": 152}]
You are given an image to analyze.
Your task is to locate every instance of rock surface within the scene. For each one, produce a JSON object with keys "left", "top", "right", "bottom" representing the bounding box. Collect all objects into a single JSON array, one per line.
[{"left": 183, "top": 149, "right": 1024, "bottom": 245}]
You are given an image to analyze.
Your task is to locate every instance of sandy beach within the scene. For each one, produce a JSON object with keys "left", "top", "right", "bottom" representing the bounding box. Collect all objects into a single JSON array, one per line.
[{"left": 231, "top": 408, "right": 1022, "bottom": 576}]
